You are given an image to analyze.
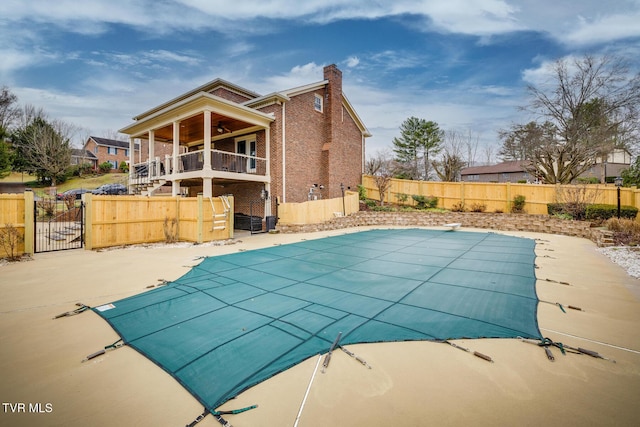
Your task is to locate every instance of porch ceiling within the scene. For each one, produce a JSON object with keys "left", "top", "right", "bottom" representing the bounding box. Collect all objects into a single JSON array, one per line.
[
  {"left": 119, "top": 92, "right": 274, "bottom": 141},
  {"left": 154, "top": 114, "right": 253, "bottom": 144}
]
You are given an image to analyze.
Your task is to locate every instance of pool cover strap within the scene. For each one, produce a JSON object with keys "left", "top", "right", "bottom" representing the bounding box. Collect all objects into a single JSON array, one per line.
[{"left": 186, "top": 405, "right": 258, "bottom": 427}]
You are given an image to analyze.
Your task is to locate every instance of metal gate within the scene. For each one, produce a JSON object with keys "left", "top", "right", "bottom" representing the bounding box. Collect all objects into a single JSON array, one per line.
[{"left": 34, "top": 195, "right": 84, "bottom": 253}]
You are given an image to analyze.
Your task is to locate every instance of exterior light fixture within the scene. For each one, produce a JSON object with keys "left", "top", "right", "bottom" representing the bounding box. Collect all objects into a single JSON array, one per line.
[{"left": 615, "top": 176, "right": 623, "bottom": 219}]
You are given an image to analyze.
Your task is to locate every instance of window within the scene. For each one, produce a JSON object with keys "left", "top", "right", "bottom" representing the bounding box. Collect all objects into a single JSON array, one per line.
[
  {"left": 107, "top": 147, "right": 117, "bottom": 155},
  {"left": 94, "top": 147, "right": 98, "bottom": 154},
  {"left": 125, "top": 149, "right": 129, "bottom": 156},
  {"left": 314, "top": 94, "right": 323, "bottom": 112},
  {"left": 109, "top": 160, "right": 117, "bottom": 169}
]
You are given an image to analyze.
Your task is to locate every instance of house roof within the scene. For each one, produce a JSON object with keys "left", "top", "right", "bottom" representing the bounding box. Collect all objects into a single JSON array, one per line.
[
  {"left": 87, "top": 136, "right": 139, "bottom": 150},
  {"left": 461, "top": 160, "right": 530, "bottom": 175},
  {"left": 133, "top": 79, "right": 262, "bottom": 121},
  {"left": 125, "top": 72, "right": 371, "bottom": 138},
  {"left": 71, "top": 148, "right": 97, "bottom": 159}
]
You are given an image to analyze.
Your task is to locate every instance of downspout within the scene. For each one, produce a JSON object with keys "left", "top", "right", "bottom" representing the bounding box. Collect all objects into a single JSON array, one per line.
[{"left": 282, "top": 101, "right": 286, "bottom": 203}]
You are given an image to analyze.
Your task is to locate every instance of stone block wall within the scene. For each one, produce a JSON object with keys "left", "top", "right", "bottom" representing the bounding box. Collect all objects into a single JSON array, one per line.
[{"left": 276, "top": 211, "right": 611, "bottom": 246}]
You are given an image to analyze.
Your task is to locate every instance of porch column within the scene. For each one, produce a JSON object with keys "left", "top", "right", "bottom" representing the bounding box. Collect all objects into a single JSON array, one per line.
[
  {"left": 172, "top": 121, "right": 180, "bottom": 196},
  {"left": 203, "top": 110, "right": 212, "bottom": 170},
  {"left": 128, "top": 137, "right": 135, "bottom": 186},
  {"left": 148, "top": 129, "right": 155, "bottom": 164},
  {"left": 172, "top": 120, "right": 180, "bottom": 173},
  {"left": 203, "top": 178, "right": 212, "bottom": 198},
  {"left": 264, "top": 126, "right": 271, "bottom": 216}
]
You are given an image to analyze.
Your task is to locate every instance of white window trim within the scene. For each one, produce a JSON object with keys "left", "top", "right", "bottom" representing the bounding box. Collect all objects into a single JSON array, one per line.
[{"left": 314, "top": 94, "right": 323, "bottom": 112}]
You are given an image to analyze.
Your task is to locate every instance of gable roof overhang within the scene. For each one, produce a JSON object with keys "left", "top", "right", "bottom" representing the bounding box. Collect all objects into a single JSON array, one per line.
[
  {"left": 276, "top": 79, "right": 371, "bottom": 138},
  {"left": 132, "top": 79, "right": 261, "bottom": 121},
  {"left": 119, "top": 92, "right": 275, "bottom": 140}
]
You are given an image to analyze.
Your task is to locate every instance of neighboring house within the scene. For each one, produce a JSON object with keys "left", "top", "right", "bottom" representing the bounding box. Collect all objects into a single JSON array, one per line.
[
  {"left": 461, "top": 160, "right": 533, "bottom": 183},
  {"left": 70, "top": 148, "right": 98, "bottom": 169},
  {"left": 83, "top": 136, "right": 140, "bottom": 170},
  {"left": 461, "top": 149, "right": 631, "bottom": 183},
  {"left": 119, "top": 64, "right": 371, "bottom": 221},
  {"left": 580, "top": 148, "right": 631, "bottom": 183}
]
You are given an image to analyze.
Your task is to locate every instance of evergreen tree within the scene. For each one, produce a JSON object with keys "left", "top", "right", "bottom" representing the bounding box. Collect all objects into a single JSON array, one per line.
[{"left": 392, "top": 117, "right": 443, "bottom": 180}]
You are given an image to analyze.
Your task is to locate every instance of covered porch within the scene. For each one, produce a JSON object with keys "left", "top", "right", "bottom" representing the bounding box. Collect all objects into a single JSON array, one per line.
[{"left": 120, "top": 92, "right": 274, "bottom": 198}]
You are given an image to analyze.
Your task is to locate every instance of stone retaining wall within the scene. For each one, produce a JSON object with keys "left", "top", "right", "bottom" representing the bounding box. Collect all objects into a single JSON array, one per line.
[{"left": 276, "top": 211, "right": 610, "bottom": 246}]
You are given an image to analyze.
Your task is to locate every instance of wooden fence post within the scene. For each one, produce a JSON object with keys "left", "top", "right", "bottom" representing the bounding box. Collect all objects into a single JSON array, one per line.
[
  {"left": 197, "top": 194, "right": 203, "bottom": 244},
  {"left": 84, "top": 193, "right": 93, "bottom": 250},
  {"left": 23, "top": 191, "right": 34, "bottom": 255}
]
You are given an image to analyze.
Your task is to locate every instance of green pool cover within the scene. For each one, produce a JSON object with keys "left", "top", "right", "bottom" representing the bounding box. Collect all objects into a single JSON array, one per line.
[{"left": 94, "top": 229, "right": 541, "bottom": 412}]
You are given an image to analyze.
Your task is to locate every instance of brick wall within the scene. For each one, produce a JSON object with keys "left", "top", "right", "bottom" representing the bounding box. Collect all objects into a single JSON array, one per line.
[
  {"left": 84, "top": 140, "right": 133, "bottom": 170},
  {"left": 265, "top": 64, "right": 364, "bottom": 205},
  {"left": 282, "top": 90, "right": 327, "bottom": 203},
  {"left": 276, "top": 210, "right": 609, "bottom": 245}
]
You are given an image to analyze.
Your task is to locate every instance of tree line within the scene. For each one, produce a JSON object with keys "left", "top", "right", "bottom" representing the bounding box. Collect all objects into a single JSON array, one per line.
[
  {"left": 369, "top": 54, "right": 640, "bottom": 200},
  {"left": 0, "top": 87, "right": 79, "bottom": 185}
]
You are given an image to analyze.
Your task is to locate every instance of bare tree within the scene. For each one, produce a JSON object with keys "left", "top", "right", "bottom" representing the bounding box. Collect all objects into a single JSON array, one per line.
[
  {"left": 0, "top": 87, "right": 21, "bottom": 132},
  {"left": 522, "top": 54, "right": 640, "bottom": 183},
  {"left": 482, "top": 143, "right": 496, "bottom": 165},
  {"left": 433, "top": 132, "right": 467, "bottom": 181},
  {"left": 366, "top": 150, "right": 396, "bottom": 205}
]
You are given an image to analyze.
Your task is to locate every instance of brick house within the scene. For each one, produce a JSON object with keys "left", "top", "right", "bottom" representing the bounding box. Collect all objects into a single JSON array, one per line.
[
  {"left": 83, "top": 136, "right": 139, "bottom": 170},
  {"left": 70, "top": 148, "right": 98, "bottom": 169},
  {"left": 461, "top": 160, "right": 533, "bottom": 183},
  {"left": 119, "top": 64, "right": 371, "bottom": 221}
]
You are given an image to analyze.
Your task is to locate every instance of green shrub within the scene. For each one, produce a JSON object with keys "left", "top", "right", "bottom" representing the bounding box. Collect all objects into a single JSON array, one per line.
[
  {"left": 553, "top": 213, "right": 574, "bottom": 220},
  {"left": 365, "top": 199, "right": 377, "bottom": 208},
  {"left": 119, "top": 162, "right": 129, "bottom": 173},
  {"left": 547, "top": 202, "right": 586, "bottom": 220},
  {"left": 98, "top": 162, "right": 113, "bottom": 174},
  {"left": 511, "top": 195, "right": 526, "bottom": 213},
  {"left": 372, "top": 205, "right": 395, "bottom": 212},
  {"left": 574, "top": 177, "right": 600, "bottom": 184},
  {"left": 585, "top": 204, "right": 638, "bottom": 221},
  {"left": 395, "top": 193, "right": 409, "bottom": 204},
  {"left": 412, "top": 195, "right": 438, "bottom": 209},
  {"left": 357, "top": 185, "right": 367, "bottom": 200}
]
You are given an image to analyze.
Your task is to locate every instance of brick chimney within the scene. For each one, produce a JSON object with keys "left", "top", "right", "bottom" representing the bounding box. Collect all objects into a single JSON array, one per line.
[{"left": 323, "top": 64, "right": 342, "bottom": 147}]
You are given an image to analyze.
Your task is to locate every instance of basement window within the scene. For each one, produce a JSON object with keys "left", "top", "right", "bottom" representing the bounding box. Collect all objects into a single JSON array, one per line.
[{"left": 314, "top": 94, "right": 323, "bottom": 112}]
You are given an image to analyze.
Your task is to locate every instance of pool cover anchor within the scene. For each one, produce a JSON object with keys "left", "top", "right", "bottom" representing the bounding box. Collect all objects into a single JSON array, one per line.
[
  {"left": 441, "top": 340, "right": 494, "bottom": 363},
  {"left": 81, "top": 338, "right": 124, "bottom": 363},
  {"left": 322, "top": 332, "right": 342, "bottom": 373},
  {"left": 52, "top": 303, "right": 90, "bottom": 319},
  {"left": 518, "top": 337, "right": 615, "bottom": 362},
  {"left": 340, "top": 346, "right": 372, "bottom": 369},
  {"left": 185, "top": 405, "right": 258, "bottom": 427}
]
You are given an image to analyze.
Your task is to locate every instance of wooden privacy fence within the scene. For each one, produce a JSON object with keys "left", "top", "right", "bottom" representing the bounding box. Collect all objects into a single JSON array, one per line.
[
  {"left": 0, "top": 192, "right": 32, "bottom": 258},
  {"left": 277, "top": 191, "right": 359, "bottom": 225},
  {"left": 362, "top": 175, "right": 640, "bottom": 215},
  {"left": 0, "top": 193, "right": 233, "bottom": 257},
  {"left": 84, "top": 194, "right": 234, "bottom": 249}
]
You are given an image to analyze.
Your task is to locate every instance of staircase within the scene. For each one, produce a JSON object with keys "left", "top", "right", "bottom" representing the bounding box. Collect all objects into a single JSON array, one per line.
[{"left": 131, "top": 178, "right": 167, "bottom": 196}]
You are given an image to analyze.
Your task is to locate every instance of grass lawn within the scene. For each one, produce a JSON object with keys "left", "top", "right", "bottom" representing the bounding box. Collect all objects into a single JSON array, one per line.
[{"left": 1, "top": 172, "right": 128, "bottom": 197}]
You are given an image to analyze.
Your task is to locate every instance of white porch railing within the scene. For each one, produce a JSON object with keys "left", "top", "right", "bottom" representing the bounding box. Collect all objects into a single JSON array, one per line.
[{"left": 130, "top": 149, "right": 267, "bottom": 185}]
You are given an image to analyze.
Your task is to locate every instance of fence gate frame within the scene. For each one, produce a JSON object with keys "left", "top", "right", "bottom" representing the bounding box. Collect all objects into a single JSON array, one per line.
[{"left": 34, "top": 196, "right": 84, "bottom": 253}]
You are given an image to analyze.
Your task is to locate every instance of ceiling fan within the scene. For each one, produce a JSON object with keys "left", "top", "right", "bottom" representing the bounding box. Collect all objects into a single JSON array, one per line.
[{"left": 216, "top": 121, "right": 231, "bottom": 133}]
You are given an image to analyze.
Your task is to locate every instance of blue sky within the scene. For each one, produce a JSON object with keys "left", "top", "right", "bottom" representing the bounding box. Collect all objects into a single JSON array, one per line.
[{"left": 2, "top": 1, "right": 640, "bottom": 160}]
